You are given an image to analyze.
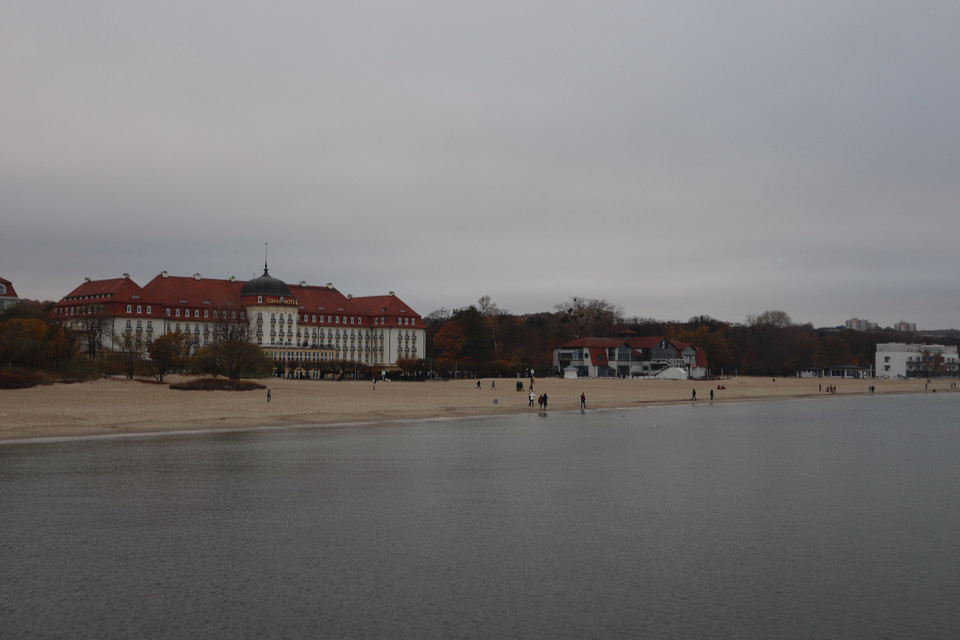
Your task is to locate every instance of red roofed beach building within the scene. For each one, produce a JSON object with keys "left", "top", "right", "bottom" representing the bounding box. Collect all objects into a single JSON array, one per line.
[
  {"left": 553, "top": 335, "right": 709, "bottom": 379},
  {"left": 0, "top": 277, "right": 20, "bottom": 311},
  {"left": 51, "top": 264, "right": 425, "bottom": 373}
]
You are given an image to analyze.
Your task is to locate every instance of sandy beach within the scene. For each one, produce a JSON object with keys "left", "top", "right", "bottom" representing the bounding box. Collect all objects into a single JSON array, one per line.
[{"left": 0, "top": 375, "right": 947, "bottom": 442}]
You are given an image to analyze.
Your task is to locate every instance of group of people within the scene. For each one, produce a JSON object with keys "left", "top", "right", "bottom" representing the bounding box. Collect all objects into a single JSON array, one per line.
[{"left": 528, "top": 391, "right": 549, "bottom": 410}]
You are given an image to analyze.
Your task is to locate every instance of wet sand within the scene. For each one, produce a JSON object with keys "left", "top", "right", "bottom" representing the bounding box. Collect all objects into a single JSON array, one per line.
[{"left": 0, "top": 375, "right": 944, "bottom": 442}]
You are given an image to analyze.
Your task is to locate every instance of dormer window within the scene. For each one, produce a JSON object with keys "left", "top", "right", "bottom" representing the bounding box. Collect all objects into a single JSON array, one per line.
[{"left": 258, "top": 296, "right": 263, "bottom": 303}]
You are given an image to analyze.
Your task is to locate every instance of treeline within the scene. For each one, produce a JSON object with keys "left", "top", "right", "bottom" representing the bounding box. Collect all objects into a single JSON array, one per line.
[
  {"left": 424, "top": 298, "right": 955, "bottom": 378},
  {"left": 4, "top": 297, "right": 953, "bottom": 387},
  {"left": 0, "top": 301, "right": 272, "bottom": 388}
]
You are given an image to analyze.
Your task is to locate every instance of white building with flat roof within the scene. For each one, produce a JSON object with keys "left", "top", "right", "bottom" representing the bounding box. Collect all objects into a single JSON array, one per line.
[{"left": 875, "top": 343, "right": 959, "bottom": 378}]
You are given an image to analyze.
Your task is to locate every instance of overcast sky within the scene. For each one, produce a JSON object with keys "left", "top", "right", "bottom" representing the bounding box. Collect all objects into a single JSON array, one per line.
[{"left": 3, "top": 1, "right": 958, "bottom": 329}]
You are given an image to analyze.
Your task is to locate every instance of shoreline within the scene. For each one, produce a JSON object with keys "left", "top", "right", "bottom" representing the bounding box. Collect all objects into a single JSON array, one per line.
[{"left": 1, "top": 375, "right": 950, "bottom": 444}]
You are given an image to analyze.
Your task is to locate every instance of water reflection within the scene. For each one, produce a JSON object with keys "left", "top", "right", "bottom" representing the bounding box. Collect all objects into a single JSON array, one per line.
[{"left": 2, "top": 394, "right": 959, "bottom": 639}]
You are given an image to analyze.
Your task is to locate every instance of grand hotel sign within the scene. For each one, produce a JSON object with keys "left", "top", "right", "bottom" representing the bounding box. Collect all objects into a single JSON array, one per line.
[{"left": 264, "top": 297, "right": 299, "bottom": 306}]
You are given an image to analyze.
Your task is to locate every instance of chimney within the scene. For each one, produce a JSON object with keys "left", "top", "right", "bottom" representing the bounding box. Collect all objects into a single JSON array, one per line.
[
  {"left": 122, "top": 273, "right": 130, "bottom": 279},
  {"left": 193, "top": 273, "right": 201, "bottom": 280},
  {"left": 161, "top": 271, "right": 169, "bottom": 279}
]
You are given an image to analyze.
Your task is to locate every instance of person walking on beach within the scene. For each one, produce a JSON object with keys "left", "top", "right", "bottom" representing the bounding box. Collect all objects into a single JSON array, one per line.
[
  {"left": 580, "top": 392, "right": 586, "bottom": 409},
  {"left": 477, "top": 379, "right": 482, "bottom": 389},
  {"left": 710, "top": 389, "right": 714, "bottom": 401},
  {"left": 266, "top": 388, "right": 272, "bottom": 402},
  {"left": 542, "top": 393, "right": 548, "bottom": 409},
  {"left": 529, "top": 391, "right": 535, "bottom": 407},
  {"left": 691, "top": 388, "right": 696, "bottom": 401},
  {"left": 491, "top": 380, "right": 496, "bottom": 390}
]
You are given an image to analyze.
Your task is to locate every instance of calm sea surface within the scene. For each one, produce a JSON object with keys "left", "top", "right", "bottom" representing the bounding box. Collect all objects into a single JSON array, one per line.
[{"left": 2, "top": 394, "right": 959, "bottom": 639}]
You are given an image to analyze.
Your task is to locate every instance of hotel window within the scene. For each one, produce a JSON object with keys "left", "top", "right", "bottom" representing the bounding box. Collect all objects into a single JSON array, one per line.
[
  {"left": 146, "top": 306, "right": 151, "bottom": 314},
  {"left": 175, "top": 323, "right": 181, "bottom": 332},
  {"left": 136, "top": 320, "right": 142, "bottom": 329},
  {"left": 175, "top": 309, "right": 180, "bottom": 317},
  {"left": 258, "top": 296, "right": 263, "bottom": 303},
  {"left": 136, "top": 305, "right": 142, "bottom": 314},
  {"left": 204, "top": 310, "right": 208, "bottom": 318},
  {"left": 126, "top": 320, "right": 131, "bottom": 329},
  {"left": 147, "top": 321, "right": 152, "bottom": 330},
  {"left": 126, "top": 305, "right": 132, "bottom": 313}
]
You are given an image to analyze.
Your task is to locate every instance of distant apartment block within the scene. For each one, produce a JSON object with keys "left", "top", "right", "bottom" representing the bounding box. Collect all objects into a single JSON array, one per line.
[
  {"left": 875, "top": 343, "right": 959, "bottom": 378},
  {"left": 845, "top": 317, "right": 877, "bottom": 331},
  {"left": 894, "top": 321, "right": 917, "bottom": 333}
]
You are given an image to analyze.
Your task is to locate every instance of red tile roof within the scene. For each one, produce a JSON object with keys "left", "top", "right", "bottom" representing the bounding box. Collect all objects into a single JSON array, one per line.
[
  {"left": 51, "top": 272, "right": 424, "bottom": 326},
  {"left": 588, "top": 347, "right": 608, "bottom": 366},
  {"left": 0, "top": 277, "right": 17, "bottom": 298},
  {"left": 57, "top": 277, "right": 148, "bottom": 304},
  {"left": 142, "top": 274, "right": 243, "bottom": 309}
]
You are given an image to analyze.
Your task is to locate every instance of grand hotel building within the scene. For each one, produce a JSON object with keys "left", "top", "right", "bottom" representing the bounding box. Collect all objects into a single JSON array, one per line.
[{"left": 51, "top": 264, "right": 426, "bottom": 371}]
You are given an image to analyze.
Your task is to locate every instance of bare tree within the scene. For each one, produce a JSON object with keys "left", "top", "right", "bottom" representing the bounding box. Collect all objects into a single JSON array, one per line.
[
  {"left": 747, "top": 310, "right": 793, "bottom": 329},
  {"left": 211, "top": 307, "right": 254, "bottom": 379},
  {"left": 555, "top": 296, "right": 589, "bottom": 338},
  {"left": 114, "top": 330, "right": 146, "bottom": 380},
  {"left": 555, "top": 296, "right": 624, "bottom": 338},
  {"left": 477, "top": 295, "right": 501, "bottom": 358},
  {"left": 424, "top": 307, "right": 451, "bottom": 327},
  {"left": 76, "top": 310, "right": 112, "bottom": 359}
]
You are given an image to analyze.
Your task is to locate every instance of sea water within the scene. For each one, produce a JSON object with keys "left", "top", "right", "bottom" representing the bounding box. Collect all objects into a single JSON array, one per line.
[{"left": 2, "top": 393, "right": 959, "bottom": 639}]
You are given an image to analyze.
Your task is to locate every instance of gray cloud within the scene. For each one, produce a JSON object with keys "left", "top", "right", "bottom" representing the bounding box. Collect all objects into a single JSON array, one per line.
[{"left": 3, "top": 1, "right": 958, "bottom": 329}]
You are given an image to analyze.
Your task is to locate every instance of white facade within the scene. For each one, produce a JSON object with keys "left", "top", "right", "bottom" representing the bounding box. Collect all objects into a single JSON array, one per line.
[
  {"left": 53, "top": 269, "right": 426, "bottom": 372},
  {"left": 875, "top": 343, "right": 959, "bottom": 378}
]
